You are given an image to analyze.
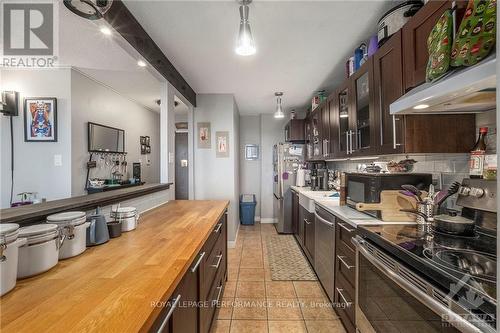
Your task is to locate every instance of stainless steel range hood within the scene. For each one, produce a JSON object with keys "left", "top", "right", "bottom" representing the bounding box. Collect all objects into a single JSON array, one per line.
[{"left": 390, "top": 55, "right": 496, "bottom": 115}]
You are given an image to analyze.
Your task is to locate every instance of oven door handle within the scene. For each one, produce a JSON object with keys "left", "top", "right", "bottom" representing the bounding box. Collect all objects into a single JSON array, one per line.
[{"left": 355, "top": 238, "right": 488, "bottom": 333}]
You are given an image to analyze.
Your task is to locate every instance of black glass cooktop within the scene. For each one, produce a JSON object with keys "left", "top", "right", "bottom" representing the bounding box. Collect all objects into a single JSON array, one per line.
[{"left": 358, "top": 224, "right": 497, "bottom": 323}]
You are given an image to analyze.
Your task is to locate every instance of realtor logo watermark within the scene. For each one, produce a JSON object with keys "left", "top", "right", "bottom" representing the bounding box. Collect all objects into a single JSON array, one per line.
[{"left": 1, "top": 1, "right": 58, "bottom": 67}]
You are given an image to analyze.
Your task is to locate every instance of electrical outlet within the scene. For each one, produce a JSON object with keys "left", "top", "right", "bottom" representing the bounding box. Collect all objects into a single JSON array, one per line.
[{"left": 54, "top": 154, "right": 62, "bottom": 167}]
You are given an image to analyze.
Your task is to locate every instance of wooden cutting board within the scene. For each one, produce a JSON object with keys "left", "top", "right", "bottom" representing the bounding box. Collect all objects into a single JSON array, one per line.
[{"left": 355, "top": 190, "right": 424, "bottom": 222}]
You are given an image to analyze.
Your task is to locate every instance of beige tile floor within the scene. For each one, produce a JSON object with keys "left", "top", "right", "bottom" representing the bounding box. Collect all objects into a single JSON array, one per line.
[{"left": 211, "top": 222, "right": 346, "bottom": 333}]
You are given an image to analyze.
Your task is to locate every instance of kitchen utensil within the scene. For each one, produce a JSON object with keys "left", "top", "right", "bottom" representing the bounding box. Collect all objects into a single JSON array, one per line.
[
  {"left": 435, "top": 181, "right": 461, "bottom": 208},
  {"left": 47, "top": 211, "right": 90, "bottom": 259},
  {"left": 86, "top": 209, "right": 110, "bottom": 246},
  {"left": 377, "top": 0, "right": 423, "bottom": 45},
  {"left": 107, "top": 221, "right": 122, "bottom": 238},
  {"left": 401, "top": 184, "right": 423, "bottom": 202},
  {"left": 433, "top": 212, "right": 475, "bottom": 235},
  {"left": 17, "top": 224, "right": 61, "bottom": 278},
  {"left": 355, "top": 190, "right": 419, "bottom": 222},
  {"left": 0, "top": 224, "right": 26, "bottom": 296}
]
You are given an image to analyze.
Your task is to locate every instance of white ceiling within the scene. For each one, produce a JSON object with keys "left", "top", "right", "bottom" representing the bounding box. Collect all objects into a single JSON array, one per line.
[
  {"left": 58, "top": 2, "right": 163, "bottom": 112},
  {"left": 124, "top": 0, "right": 392, "bottom": 115}
]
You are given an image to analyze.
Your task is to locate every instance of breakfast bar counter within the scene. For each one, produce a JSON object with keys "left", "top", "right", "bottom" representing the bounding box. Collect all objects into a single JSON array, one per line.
[{"left": 0, "top": 200, "right": 229, "bottom": 333}]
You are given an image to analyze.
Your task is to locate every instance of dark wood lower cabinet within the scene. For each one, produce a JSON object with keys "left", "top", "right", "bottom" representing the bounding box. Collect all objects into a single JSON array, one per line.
[
  {"left": 334, "top": 218, "right": 357, "bottom": 333},
  {"left": 292, "top": 190, "right": 299, "bottom": 235},
  {"left": 304, "top": 213, "right": 315, "bottom": 262},
  {"left": 150, "top": 211, "right": 227, "bottom": 333}
]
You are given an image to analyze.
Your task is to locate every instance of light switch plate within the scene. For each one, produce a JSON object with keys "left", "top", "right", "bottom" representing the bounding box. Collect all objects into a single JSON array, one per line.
[{"left": 54, "top": 154, "right": 62, "bottom": 166}]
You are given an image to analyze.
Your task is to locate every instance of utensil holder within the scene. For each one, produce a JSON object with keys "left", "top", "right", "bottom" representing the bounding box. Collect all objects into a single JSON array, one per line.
[
  {"left": 416, "top": 202, "right": 434, "bottom": 224},
  {"left": 107, "top": 221, "right": 122, "bottom": 238}
]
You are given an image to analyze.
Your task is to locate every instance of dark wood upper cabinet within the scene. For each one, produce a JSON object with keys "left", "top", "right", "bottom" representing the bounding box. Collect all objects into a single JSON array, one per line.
[
  {"left": 310, "top": 105, "right": 324, "bottom": 160},
  {"left": 372, "top": 30, "right": 405, "bottom": 155},
  {"left": 284, "top": 119, "right": 305, "bottom": 143},
  {"left": 402, "top": 0, "right": 452, "bottom": 92},
  {"left": 350, "top": 58, "right": 376, "bottom": 156},
  {"left": 331, "top": 80, "right": 352, "bottom": 158},
  {"left": 305, "top": 116, "right": 313, "bottom": 160}
]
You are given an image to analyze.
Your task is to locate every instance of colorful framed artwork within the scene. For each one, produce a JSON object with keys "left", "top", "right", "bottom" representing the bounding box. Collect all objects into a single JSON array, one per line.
[
  {"left": 24, "top": 97, "right": 57, "bottom": 142},
  {"left": 216, "top": 131, "right": 229, "bottom": 158},
  {"left": 198, "top": 122, "right": 211, "bottom": 148}
]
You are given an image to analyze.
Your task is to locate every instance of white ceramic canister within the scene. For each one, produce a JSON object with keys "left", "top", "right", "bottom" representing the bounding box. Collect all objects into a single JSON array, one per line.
[
  {"left": 17, "top": 224, "right": 60, "bottom": 279},
  {"left": 46, "top": 211, "right": 90, "bottom": 259},
  {"left": 0, "top": 224, "right": 26, "bottom": 296},
  {"left": 110, "top": 206, "right": 140, "bottom": 232}
]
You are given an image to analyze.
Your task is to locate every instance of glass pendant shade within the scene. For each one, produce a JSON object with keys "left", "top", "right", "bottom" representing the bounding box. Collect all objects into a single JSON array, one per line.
[{"left": 235, "top": 5, "right": 256, "bottom": 56}]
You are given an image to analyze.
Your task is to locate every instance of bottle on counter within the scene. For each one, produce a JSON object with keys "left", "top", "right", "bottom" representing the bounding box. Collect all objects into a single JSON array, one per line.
[
  {"left": 469, "top": 127, "right": 488, "bottom": 178},
  {"left": 339, "top": 172, "right": 347, "bottom": 206}
]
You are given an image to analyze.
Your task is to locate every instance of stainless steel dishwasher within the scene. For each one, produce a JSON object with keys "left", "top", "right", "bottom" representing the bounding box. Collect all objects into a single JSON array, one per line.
[{"left": 314, "top": 205, "right": 335, "bottom": 302}]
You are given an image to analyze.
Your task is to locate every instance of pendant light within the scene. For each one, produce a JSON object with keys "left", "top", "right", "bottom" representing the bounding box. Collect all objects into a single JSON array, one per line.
[
  {"left": 274, "top": 92, "right": 284, "bottom": 119},
  {"left": 235, "top": 0, "right": 256, "bottom": 56}
]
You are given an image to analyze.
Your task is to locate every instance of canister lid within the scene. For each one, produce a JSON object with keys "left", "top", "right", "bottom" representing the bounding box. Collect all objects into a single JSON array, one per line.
[
  {"left": 111, "top": 207, "right": 136, "bottom": 213},
  {"left": 47, "top": 211, "right": 86, "bottom": 222},
  {"left": 19, "top": 224, "right": 58, "bottom": 238},
  {"left": 0, "top": 223, "right": 19, "bottom": 244},
  {"left": 0, "top": 223, "right": 19, "bottom": 236}
]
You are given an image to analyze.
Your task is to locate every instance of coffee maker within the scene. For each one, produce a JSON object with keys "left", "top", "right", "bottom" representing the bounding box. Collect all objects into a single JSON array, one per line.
[{"left": 309, "top": 162, "right": 328, "bottom": 191}]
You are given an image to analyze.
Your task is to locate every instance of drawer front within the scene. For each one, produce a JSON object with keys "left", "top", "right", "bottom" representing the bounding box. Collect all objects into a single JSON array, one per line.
[
  {"left": 200, "top": 271, "right": 225, "bottom": 333},
  {"left": 334, "top": 273, "right": 356, "bottom": 333},
  {"left": 335, "top": 246, "right": 355, "bottom": 287},
  {"left": 201, "top": 218, "right": 227, "bottom": 300},
  {"left": 336, "top": 220, "right": 356, "bottom": 252},
  {"left": 204, "top": 214, "right": 226, "bottom": 256}
]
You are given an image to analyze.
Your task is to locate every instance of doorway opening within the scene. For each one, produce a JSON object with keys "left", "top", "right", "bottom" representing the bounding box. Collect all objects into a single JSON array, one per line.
[{"left": 174, "top": 95, "right": 189, "bottom": 199}]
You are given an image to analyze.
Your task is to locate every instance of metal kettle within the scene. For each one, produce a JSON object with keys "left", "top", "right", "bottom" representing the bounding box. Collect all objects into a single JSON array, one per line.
[{"left": 86, "top": 207, "right": 110, "bottom": 246}]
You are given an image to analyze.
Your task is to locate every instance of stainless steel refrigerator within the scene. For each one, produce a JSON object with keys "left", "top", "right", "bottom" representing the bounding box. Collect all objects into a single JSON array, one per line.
[{"left": 273, "top": 143, "right": 304, "bottom": 233}]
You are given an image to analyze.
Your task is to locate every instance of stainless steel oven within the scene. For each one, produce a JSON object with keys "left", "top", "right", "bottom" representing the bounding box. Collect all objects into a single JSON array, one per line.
[
  {"left": 353, "top": 237, "right": 494, "bottom": 333},
  {"left": 346, "top": 173, "right": 432, "bottom": 218}
]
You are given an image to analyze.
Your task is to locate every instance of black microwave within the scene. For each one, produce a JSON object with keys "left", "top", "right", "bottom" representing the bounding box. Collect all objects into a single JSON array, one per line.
[{"left": 346, "top": 173, "right": 432, "bottom": 218}]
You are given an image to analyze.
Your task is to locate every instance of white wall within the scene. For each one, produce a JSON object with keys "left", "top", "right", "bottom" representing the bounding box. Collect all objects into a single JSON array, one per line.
[
  {"left": 194, "top": 94, "right": 240, "bottom": 242},
  {"left": 239, "top": 115, "right": 262, "bottom": 218},
  {"left": 70, "top": 70, "right": 160, "bottom": 196},
  {"left": 1, "top": 69, "right": 72, "bottom": 208},
  {"left": 260, "top": 114, "right": 286, "bottom": 221}
]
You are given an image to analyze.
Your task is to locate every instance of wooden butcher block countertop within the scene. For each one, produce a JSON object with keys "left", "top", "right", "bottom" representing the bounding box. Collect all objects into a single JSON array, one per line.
[{"left": 0, "top": 200, "right": 229, "bottom": 333}]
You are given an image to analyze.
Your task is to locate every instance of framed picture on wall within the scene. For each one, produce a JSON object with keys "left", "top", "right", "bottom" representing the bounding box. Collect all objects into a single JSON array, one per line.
[
  {"left": 197, "top": 122, "right": 211, "bottom": 148},
  {"left": 215, "top": 131, "right": 229, "bottom": 158},
  {"left": 24, "top": 97, "right": 57, "bottom": 142}
]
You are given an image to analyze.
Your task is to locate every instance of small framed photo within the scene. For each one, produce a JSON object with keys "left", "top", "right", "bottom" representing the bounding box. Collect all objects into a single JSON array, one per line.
[
  {"left": 24, "top": 97, "right": 57, "bottom": 142},
  {"left": 245, "top": 144, "right": 259, "bottom": 160},
  {"left": 141, "top": 144, "right": 147, "bottom": 154},
  {"left": 215, "top": 131, "right": 229, "bottom": 158},
  {"left": 145, "top": 136, "right": 150, "bottom": 146},
  {"left": 140, "top": 136, "right": 146, "bottom": 145},
  {"left": 146, "top": 146, "right": 151, "bottom": 154}
]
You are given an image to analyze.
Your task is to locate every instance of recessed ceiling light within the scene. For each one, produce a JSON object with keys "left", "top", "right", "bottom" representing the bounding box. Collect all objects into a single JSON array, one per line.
[
  {"left": 100, "top": 26, "right": 112, "bottom": 35},
  {"left": 413, "top": 104, "right": 429, "bottom": 110},
  {"left": 137, "top": 60, "right": 147, "bottom": 67}
]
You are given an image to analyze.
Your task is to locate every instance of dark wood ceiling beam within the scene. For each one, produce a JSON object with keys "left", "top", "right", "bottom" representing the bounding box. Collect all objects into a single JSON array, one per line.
[{"left": 103, "top": 0, "right": 197, "bottom": 106}]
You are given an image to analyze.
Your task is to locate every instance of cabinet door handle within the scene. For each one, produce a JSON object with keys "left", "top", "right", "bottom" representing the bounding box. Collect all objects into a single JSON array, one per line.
[
  {"left": 213, "top": 283, "right": 223, "bottom": 306},
  {"left": 304, "top": 218, "right": 311, "bottom": 225},
  {"left": 392, "top": 116, "right": 402, "bottom": 149},
  {"left": 214, "top": 223, "right": 223, "bottom": 233},
  {"left": 191, "top": 251, "right": 205, "bottom": 273},
  {"left": 345, "top": 131, "right": 349, "bottom": 154},
  {"left": 338, "top": 222, "right": 355, "bottom": 233},
  {"left": 157, "top": 294, "right": 181, "bottom": 333},
  {"left": 336, "top": 288, "right": 352, "bottom": 307},
  {"left": 337, "top": 255, "right": 355, "bottom": 270},
  {"left": 211, "top": 253, "right": 223, "bottom": 269}
]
